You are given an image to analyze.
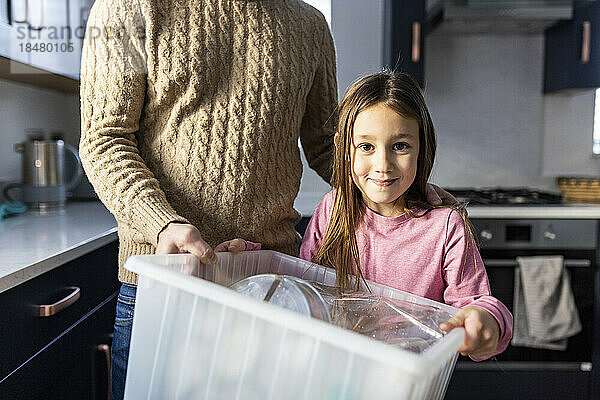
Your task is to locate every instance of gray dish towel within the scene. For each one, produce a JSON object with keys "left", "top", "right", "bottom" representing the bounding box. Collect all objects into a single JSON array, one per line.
[{"left": 512, "top": 255, "right": 582, "bottom": 350}]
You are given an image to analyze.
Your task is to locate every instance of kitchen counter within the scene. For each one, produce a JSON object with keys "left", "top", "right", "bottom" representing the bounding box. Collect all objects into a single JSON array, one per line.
[
  {"left": 0, "top": 201, "right": 117, "bottom": 293},
  {"left": 466, "top": 204, "right": 600, "bottom": 219},
  {"left": 295, "top": 196, "right": 600, "bottom": 219},
  {"left": 4, "top": 197, "right": 599, "bottom": 292}
]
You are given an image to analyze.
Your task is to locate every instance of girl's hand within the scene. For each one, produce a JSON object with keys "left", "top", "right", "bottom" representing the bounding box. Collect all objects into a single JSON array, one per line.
[
  {"left": 214, "top": 238, "right": 249, "bottom": 254},
  {"left": 439, "top": 305, "right": 500, "bottom": 358}
]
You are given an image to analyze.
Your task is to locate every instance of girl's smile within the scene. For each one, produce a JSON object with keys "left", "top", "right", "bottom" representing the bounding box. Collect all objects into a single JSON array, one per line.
[
  {"left": 351, "top": 103, "right": 420, "bottom": 217},
  {"left": 369, "top": 178, "right": 397, "bottom": 186}
]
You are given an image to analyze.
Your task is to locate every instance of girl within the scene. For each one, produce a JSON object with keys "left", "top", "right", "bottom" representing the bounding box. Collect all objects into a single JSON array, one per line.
[{"left": 298, "top": 72, "right": 513, "bottom": 360}]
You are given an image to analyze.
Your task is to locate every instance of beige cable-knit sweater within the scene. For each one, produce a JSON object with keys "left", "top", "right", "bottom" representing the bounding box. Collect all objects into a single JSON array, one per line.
[{"left": 79, "top": 0, "right": 337, "bottom": 284}]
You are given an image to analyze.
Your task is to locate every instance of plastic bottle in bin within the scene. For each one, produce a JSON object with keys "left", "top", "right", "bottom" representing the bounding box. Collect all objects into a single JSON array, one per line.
[{"left": 311, "top": 281, "right": 453, "bottom": 353}]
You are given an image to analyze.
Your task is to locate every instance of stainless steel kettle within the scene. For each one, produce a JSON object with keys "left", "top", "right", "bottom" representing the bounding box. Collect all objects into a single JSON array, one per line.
[{"left": 4, "top": 138, "right": 83, "bottom": 210}]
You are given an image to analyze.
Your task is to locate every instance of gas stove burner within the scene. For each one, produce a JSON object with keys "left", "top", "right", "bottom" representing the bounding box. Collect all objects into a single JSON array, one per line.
[{"left": 445, "top": 187, "right": 563, "bottom": 205}]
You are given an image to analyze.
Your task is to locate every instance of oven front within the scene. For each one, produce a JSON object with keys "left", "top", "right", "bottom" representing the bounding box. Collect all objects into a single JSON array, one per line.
[{"left": 445, "top": 219, "right": 599, "bottom": 400}]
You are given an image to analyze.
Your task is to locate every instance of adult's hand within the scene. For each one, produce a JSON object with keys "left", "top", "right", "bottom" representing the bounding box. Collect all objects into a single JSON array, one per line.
[
  {"left": 426, "top": 183, "right": 459, "bottom": 206},
  {"left": 156, "top": 222, "right": 218, "bottom": 265}
]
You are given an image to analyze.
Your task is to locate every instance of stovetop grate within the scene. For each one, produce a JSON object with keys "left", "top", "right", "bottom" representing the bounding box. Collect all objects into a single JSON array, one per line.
[{"left": 445, "top": 187, "right": 563, "bottom": 205}]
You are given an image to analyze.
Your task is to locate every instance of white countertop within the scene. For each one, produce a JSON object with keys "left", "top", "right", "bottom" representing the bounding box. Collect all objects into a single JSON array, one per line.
[
  {"left": 295, "top": 196, "right": 600, "bottom": 219},
  {"left": 0, "top": 201, "right": 118, "bottom": 293}
]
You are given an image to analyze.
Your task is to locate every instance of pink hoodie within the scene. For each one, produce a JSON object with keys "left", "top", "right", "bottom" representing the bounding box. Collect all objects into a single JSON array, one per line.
[{"left": 299, "top": 191, "right": 513, "bottom": 360}]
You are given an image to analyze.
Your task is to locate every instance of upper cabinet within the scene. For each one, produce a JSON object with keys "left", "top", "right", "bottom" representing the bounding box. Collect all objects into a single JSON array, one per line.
[
  {"left": 0, "top": 0, "right": 29, "bottom": 64},
  {"left": 544, "top": 1, "right": 600, "bottom": 93},
  {"left": 0, "top": 0, "right": 92, "bottom": 89},
  {"left": 384, "top": 0, "right": 426, "bottom": 88},
  {"left": 27, "top": 0, "right": 73, "bottom": 76}
]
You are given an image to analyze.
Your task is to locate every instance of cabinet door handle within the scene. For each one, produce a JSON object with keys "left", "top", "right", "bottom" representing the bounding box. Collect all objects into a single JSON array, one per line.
[
  {"left": 582, "top": 21, "right": 591, "bottom": 64},
  {"left": 7, "top": 0, "right": 12, "bottom": 24},
  {"left": 27, "top": 0, "right": 44, "bottom": 30},
  {"left": 95, "top": 344, "right": 112, "bottom": 400},
  {"left": 12, "top": 0, "right": 28, "bottom": 23},
  {"left": 484, "top": 259, "right": 591, "bottom": 268},
  {"left": 412, "top": 21, "right": 421, "bottom": 63},
  {"left": 33, "top": 286, "right": 80, "bottom": 317}
]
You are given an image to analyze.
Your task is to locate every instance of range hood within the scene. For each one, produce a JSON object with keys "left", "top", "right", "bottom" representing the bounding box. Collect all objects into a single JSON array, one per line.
[{"left": 427, "top": 0, "right": 576, "bottom": 34}]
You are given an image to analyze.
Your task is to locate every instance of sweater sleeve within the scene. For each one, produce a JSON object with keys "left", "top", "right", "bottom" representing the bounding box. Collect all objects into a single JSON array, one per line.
[
  {"left": 245, "top": 240, "right": 262, "bottom": 251},
  {"left": 299, "top": 13, "right": 337, "bottom": 184},
  {"left": 79, "top": 0, "right": 188, "bottom": 247},
  {"left": 299, "top": 191, "right": 334, "bottom": 262},
  {"left": 442, "top": 211, "right": 513, "bottom": 360}
]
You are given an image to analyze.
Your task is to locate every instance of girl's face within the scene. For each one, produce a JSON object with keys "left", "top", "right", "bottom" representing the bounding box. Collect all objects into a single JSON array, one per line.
[{"left": 350, "top": 103, "right": 420, "bottom": 217}]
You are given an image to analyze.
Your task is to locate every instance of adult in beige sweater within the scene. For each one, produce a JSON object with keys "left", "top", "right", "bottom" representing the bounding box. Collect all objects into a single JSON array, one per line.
[{"left": 80, "top": 0, "right": 336, "bottom": 397}]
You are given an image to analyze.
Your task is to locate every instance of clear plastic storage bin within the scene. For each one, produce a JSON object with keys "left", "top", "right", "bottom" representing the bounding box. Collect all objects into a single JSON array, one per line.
[{"left": 124, "top": 250, "right": 464, "bottom": 400}]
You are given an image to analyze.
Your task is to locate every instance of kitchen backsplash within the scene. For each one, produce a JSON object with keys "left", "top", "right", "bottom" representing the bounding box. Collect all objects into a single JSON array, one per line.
[
  {"left": 0, "top": 78, "right": 80, "bottom": 183},
  {"left": 425, "top": 32, "right": 557, "bottom": 190},
  {"left": 542, "top": 89, "right": 600, "bottom": 177}
]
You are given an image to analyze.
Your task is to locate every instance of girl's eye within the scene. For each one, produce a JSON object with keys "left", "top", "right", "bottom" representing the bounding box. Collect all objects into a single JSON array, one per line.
[
  {"left": 358, "top": 143, "right": 374, "bottom": 152},
  {"left": 393, "top": 142, "right": 409, "bottom": 151}
]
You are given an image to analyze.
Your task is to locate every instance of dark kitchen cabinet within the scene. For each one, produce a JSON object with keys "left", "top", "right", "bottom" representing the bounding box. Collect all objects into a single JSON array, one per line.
[
  {"left": 0, "top": 240, "right": 119, "bottom": 400},
  {"left": 384, "top": 0, "right": 426, "bottom": 88},
  {"left": 447, "top": 368, "right": 592, "bottom": 400},
  {"left": 544, "top": 1, "right": 600, "bottom": 93},
  {"left": 34, "top": 297, "right": 115, "bottom": 400}
]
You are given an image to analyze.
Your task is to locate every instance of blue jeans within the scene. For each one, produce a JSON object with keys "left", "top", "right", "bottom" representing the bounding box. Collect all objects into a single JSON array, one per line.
[{"left": 111, "top": 283, "right": 137, "bottom": 400}]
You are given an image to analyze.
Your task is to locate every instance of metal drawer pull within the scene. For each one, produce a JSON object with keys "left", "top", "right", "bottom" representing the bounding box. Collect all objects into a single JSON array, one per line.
[
  {"left": 95, "top": 344, "right": 112, "bottom": 400},
  {"left": 456, "top": 361, "right": 591, "bottom": 372},
  {"left": 484, "top": 259, "right": 591, "bottom": 268},
  {"left": 33, "top": 286, "right": 81, "bottom": 317}
]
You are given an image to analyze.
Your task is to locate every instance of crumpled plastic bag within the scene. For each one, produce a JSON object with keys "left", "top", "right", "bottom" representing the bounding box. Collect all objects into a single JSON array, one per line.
[
  {"left": 230, "top": 274, "right": 453, "bottom": 354},
  {"left": 310, "top": 282, "right": 453, "bottom": 354}
]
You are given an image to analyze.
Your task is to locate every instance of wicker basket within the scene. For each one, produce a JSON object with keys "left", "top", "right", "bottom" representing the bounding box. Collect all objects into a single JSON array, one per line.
[{"left": 557, "top": 177, "right": 600, "bottom": 203}]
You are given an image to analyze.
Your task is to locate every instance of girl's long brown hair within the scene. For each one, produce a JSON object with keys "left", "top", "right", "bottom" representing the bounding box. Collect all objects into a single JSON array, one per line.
[{"left": 314, "top": 72, "right": 472, "bottom": 290}]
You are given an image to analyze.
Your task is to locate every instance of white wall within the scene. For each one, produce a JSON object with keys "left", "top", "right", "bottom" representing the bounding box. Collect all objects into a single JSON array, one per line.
[
  {"left": 296, "top": 0, "right": 385, "bottom": 214},
  {"left": 330, "top": 0, "right": 385, "bottom": 99},
  {"left": 0, "top": 78, "right": 80, "bottom": 184}
]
